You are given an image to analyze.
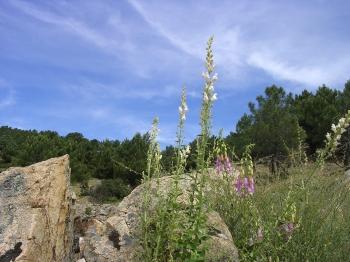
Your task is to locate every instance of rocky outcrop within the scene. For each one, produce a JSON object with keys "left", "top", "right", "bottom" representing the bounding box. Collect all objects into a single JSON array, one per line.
[
  {"left": 75, "top": 175, "right": 239, "bottom": 262},
  {"left": 0, "top": 156, "right": 238, "bottom": 261},
  {"left": 0, "top": 155, "right": 74, "bottom": 262}
]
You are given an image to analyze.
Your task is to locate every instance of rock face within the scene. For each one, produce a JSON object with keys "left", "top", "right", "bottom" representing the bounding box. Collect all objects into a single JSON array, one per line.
[
  {"left": 0, "top": 155, "right": 74, "bottom": 262},
  {"left": 345, "top": 169, "right": 350, "bottom": 178},
  {"left": 75, "top": 175, "right": 239, "bottom": 262}
]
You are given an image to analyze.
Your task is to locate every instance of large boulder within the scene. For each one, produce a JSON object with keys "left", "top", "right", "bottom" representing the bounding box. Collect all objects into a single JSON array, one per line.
[
  {"left": 0, "top": 155, "right": 74, "bottom": 262},
  {"left": 75, "top": 175, "right": 239, "bottom": 262}
]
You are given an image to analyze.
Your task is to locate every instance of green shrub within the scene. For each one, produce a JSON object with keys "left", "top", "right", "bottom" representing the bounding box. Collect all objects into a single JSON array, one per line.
[
  {"left": 85, "top": 207, "right": 92, "bottom": 216},
  {"left": 92, "top": 178, "right": 131, "bottom": 203}
]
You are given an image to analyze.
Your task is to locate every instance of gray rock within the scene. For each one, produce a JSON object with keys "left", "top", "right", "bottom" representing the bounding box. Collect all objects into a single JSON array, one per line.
[
  {"left": 0, "top": 155, "right": 74, "bottom": 262},
  {"left": 76, "top": 174, "right": 239, "bottom": 262},
  {"left": 345, "top": 169, "right": 350, "bottom": 178}
]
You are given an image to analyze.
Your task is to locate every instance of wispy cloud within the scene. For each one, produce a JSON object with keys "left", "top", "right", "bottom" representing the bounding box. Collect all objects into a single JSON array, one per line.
[
  {"left": 61, "top": 79, "right": 196, "bottom": 101},
  {"left": 126, "top": 0, "right": 350, "bottom": 88},
  {"left": 127, "top": 0, "right": 197, "bottom": 57},
  {"left": 0, "top": 78, "right": 15, "bottom": 108},
  {"left": 10, "top": 0, "right": 134, "bottom": 53}
]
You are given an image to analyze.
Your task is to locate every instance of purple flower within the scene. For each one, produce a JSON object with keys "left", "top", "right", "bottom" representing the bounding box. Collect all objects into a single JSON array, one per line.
[
  {"left": 279, "top": 222, "right": 295, "bottom": 240},
  {"left": 247, "top": 177, "right": 255, "bottom": 194},
  {"left": 215, "top": 156, "right": 223, "bottom": 173},
  {"left": 215, "top": 155, "right": 233, "bottom": 174},
  {"left": 234, "top": 176, "right": 255, "bottom": 196},
  {"left": 282, "top": 222, "right": 294, "bottom": 233},
  {"left": 234, "top": 177, "right": 244, "bottom": 195},
  {"left": 248, "top": 227, "right": 264, "bottom": 246},
  {"left": 223, "top": 156, "right": 232, "bottom": 173}
]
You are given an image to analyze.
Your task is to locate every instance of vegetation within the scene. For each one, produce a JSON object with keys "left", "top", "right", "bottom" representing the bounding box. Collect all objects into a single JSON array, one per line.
[
  {"left": 1, "top": 35, "right": 349, "bottom": 261},
  {"left": 0, "top": 128, "right": 149, "bottom": 185},
  {"left": 138, "top": 37, "right": 350, "bottom": 261}
]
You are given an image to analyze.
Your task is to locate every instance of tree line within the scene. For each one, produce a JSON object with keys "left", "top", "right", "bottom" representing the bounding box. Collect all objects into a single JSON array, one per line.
[
  {"left": 1, "top": 80, "right": 349, "bottom": 187},
  {"left": 0, "top": 128, "right": 148, "bottom": 186},
  {"left": 164, "top": 81, "right": 350, "bottom": 171}
]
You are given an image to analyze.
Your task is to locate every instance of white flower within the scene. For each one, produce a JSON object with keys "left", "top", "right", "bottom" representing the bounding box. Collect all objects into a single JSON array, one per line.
[
  {"left": 181, "top": 114, "right": 186, "bottom": 121},
  {"left": 207, "top": 84, "right": 214, "bottom": 92},
  {"left": 331, "top": 124, "right": 337, "bottom": 132},
  {"left": 212, "top": 73, "right": 218, "bottom": 81},
  {"left": 212, "top": 93, "right": 218, "bottom": 101},
  {"left": 326, "top": 132, "right": 331, "bottom": 141},
  {"left": 203, "top": 93, "right": 209, "bottom": 102},
  {"left": 184, "top": 104, "right": 188, "bottom": 112},
  {"left": 202, "top": 71, "right": 210, "bottom": 80}
]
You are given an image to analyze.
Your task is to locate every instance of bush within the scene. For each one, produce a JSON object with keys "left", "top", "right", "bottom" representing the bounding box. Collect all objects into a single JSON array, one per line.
[{"left": 91, "top": 178, "right": 131, "bottom": 203}]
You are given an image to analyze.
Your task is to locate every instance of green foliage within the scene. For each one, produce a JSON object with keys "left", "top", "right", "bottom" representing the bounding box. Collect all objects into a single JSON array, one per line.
[
  {"left": 0, "top": 126, "right": 149, "bottom": 187},
  {"left": 92, "top": 178, "right": 131, "bottom": 203},
  {"left": 229, "top": 86, "right": 304, "bottom": 159},
  {"left": 293, "top": 85, "right": 341, "bottom": 154},
  {"left": 85, "top": 207, "right": 92, "bottom": 216}
]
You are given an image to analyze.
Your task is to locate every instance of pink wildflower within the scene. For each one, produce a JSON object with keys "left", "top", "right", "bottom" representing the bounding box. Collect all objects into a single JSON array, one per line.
[
  {"left": 215, "top": 155, "right": 233, "bottom": 174},
  {"left": 279, "top": 222, "right": 295, "bottom": 241},
  {"left": 234, "top": 176, "right": 255, "bottom": 196}
]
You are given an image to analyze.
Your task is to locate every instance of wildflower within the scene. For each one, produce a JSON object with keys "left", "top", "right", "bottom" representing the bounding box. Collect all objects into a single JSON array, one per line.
[
  {"left": 234, "top": 176, "right": 255, "bottom": 196},
  {"left": 202, "top": 71, "right": 210, "bottom": 80},
  {"left": 248, "top": 227, "right": 264, "bottom": 246},
  {"left": 317, "top": 109, "right": 350, "bottom": 166},
  {"left": 247, "top": 177, "right": 255, "bottom": 194},
  {"left": 215, "top": 154, "right": 233, "bottom": 174},
  {"left": 224, "top": 156, "right": 232, "bottom": 173},
  {"left": 212, "top": 93, "right": 218, "bottom": 101},
  {"left": 279, "top": 222, "right": 295, "bottom": 241},
  {"left": 234, "top": 177, "right": 244, "bottom": 195},
  {"left": 331, "top": 124, "right": 337, "bottom": 132},
  {"left": 257, "top": 227, "right": 264, "bottom": 242},
  {"left": 203, "top": 93, "right": 209, "bottom": 102},
  {"left": 178, "top": 88, "right": 188, "bottom": 123}
]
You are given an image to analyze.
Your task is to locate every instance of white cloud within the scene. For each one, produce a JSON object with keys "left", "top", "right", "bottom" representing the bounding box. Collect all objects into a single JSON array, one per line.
[{"left": 127, "top": 0, "right": 350, "bottom": 88}]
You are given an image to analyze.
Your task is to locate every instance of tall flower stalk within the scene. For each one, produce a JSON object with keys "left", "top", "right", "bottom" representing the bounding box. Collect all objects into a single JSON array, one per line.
[
  {"left": 184, "top": 36, "right": 218, "bottom": 260},
  {"left": 165, "top": 86, "right": 191, "bottom": 260},
  {"left": 141, "top": 117, "right": 162, "bottom": 260},
  {"left": 197, "top": 36, "right": 218, "bottom": 170},
  {"left": 317, "top": 109, "right": 350, "bottom": 167}
]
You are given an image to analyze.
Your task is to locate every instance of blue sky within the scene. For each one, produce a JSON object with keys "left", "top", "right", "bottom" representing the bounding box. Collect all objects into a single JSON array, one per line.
[{"left": 0, "top": 0, "right": 349, "bottom": 146}]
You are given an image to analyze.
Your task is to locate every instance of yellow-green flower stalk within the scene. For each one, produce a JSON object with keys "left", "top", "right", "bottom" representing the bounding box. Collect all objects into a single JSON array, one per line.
[
  {"left": 317, "top": 109, "right": 350, "bottom": 167},
  {"left": 146, "top": 117, "right": 162, "bottom": 178},
  {"left": 197, "top": 36, "right": 218, "bottom": 170}
]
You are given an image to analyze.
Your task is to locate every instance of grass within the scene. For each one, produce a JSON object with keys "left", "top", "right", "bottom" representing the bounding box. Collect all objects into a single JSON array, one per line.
[{"left": 209, "top": 164, "right": 350, "bottom": 261}]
